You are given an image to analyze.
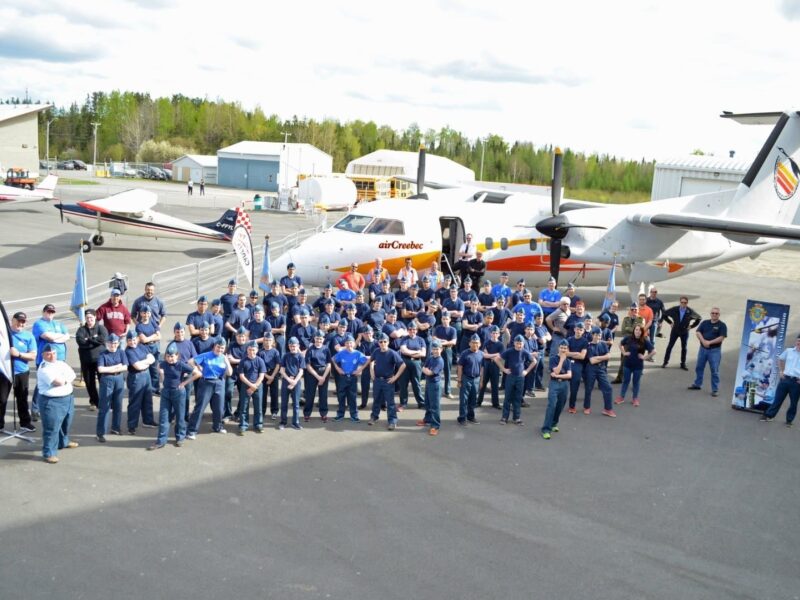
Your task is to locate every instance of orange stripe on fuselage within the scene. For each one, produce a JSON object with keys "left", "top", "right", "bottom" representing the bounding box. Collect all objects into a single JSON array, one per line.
[
  {"left": 486, "top": 255, "right": 606, "bottom": 272},
  {"left": 331, "top": 251, "right": 442, "bottom": 274}
]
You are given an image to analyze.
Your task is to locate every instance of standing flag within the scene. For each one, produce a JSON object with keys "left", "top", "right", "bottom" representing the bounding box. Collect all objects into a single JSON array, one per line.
[
  {"left": 232, "top": 225, "right": 255, "bottom": 288},
  {"left": 258, "top": 235, "right": 271, "bottom": 293},
  {"left": 70, "top": 243, "right": 88, "bottom": 323},
  {"left": 601, "top": 258, "right": 617, "bottom": 313},
  {"left": 0, "top": 300, "right": 12, "bottom": 385}
]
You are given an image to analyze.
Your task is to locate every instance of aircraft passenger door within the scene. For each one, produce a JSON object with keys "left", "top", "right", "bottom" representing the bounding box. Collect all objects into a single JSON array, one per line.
[{"left": 439, "top": 217, "right": 465, "bottom": 278}]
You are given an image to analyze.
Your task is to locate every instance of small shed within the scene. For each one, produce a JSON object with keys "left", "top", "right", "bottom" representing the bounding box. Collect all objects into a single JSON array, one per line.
[
  {"left": 171, "top": 154, "right": 218, "bottom": 184},
  {"left": 651, "top": 155, "right": 751, "bottom": 200},
  {"left": 217, "top": 142, "right": 332, "bottom": 192}
]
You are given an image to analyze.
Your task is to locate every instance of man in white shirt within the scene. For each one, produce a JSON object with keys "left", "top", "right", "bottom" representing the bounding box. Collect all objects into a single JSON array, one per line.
[
  {"left": 761, "top": 333, "right": 800, "bottom": 427},
  {"left": 37, "top": 344, "right": 78, "bottom": 463},
  {"left": 397, "top": 257, "right": 419, "bottom": 287},
  {"left": 454, "top": 233, "right": 476, "bottom": 283}
]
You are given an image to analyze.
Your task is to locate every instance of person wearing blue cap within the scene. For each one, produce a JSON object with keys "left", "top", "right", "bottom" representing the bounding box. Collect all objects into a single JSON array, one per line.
[
  {"left": 258, "top": 334, "right": 282, "bottom": 420},
  {"left": 458, "top": 277, "right": 478, "bottom": 304},
  {"left": 511, "top": 279, "right": 527, "bottom": 308},
  {"left": 280, "top": 264, "right": 303, "bottom": 307},
  {"left": 96, "top": 334, "right": 129, "bottom": 442},
  {"left": 477, "top": 280, "right": 496, "bottom": 313},
  {"left": 266, "top": 301, "right": 287, "bottom": 354},
  {"left": 342, "top": 303, "right": 363, "bottom": 339},
  {"left": 434, "top": 274, "right": 452, "bottom": 306},
  {"left": 478, "top": 325, "right": 504, "bottom": 409},
  {"left": 507, "top": 309, "right": 527, "bottom": 343},
  {"left": 368, "top": 333, "right": 405, "bottom": 429},
  {"left": 246, "top": 290, "right": 261, "bottom": 319},
  {"left": 247, "top": 305, "right": 272, "bottom": 345},
  {"left": 491, "top": 295, "right": 513, "bottom": 340},
  {"left": 364, "top": 297, "right": 385, "bottom": 332},
  {"left": 225, "top": 294, "right": 251, "bottom": 340},
  {"left": 124, "top": 331, "right": 157, "bottom": 434},
  {"left": 237, "top": 341, "right": 267, "bottom": 434},
  {"left": 414, "top": 302, "right": 437, "bottom": 352},
  {"left": 491, "top": 273, "right": 512, "bottom": 304},
  {"left": 542, "top": 341, "right": 573, "bottom": 439},
  {"left": 288, "top": 288, "right": 312, "bottom": 323},
  {"left": 288, "top": 310, "right": 315, "bottom": 355},
  {"left": 459, "top": 298, "right": 482, "bottom": 354},
  {"left": 186, "top": 296, "right": 214, "bottom": 339},
  {"left": 149, "top": 343, "right": 200, "bottom": 450},
  {"left": 224, "top": 327, "right": 250, "bottom": 421},
  {"left": 376, "top": 279, "right": 395, "bottom": 315},
  {"left": 353, "top": 290, "right": 369, "bottom": 321},
  {"left": 135, "top": 305, "right": 162, "bottom": 395},
  {"left": 169, "top": 322, "right": 198, "bottom": 421},
  {"left": 401, "top": 284, "right": 424, "bottom": 324},
  {"left": 357, "top": 326, "right": 378, "bottom": 410},
  {"left": 332, "top": 335, "right": 368, "bottom": 422},
  {"left": 279, "top": 337, "right": 306, "bottom": 430},
  {"left": 565, "top": 322, "right": 589, "bottom": 414},
  {"left": 335, "top": 279, "right": 356, "bottom": 307},
  {"left": 538, "top": 277, "right": 562, "bottom": 317},
  {"left": 187, "top": 337, "right": 233, "bottom": 438},
  {"left": 209, "top": 299, "right": 225, "bottom": 340},
  {"left": 264, "top": 280, "right": 288, "bottom": 316},
  {"left": 457, "top": 334, "right": 484, "bottom": 425},
  {"left": 497, "top": 334, "right": 536, "bottom": 425},
  {"left": 220, "top": 280, "right": 239, "bottom": 323},
  {"left": 394, "top": 277, "right": 410, "bottom": 309},
  {"left": 303, "top": 330, "right": 332, "bottom": 422},
  {"left": 312, "top": 283, "right": 336, "bottom": 315},
  {"left": 419, "top": 339, "right": 445, "bottom": 435},
  {"left": 382, "top": 309, "right": 408, "bottom": 354},
  {"left": 476, "top": 310, "right": 496, "bottom": 348},
  {"left": 583, "top": 326, "right": 616, "bottom": 417},
  {"left": 418, "top": 274, "right": 435, "bottom": 306},
  {"left": 398, "top": 321, "right": 426, "bottom": 410},
  {"left": 36, "top": 343, "right": 78, "bottom": 463},
  {"left": 433, "top": 312, "right": 457, "bottom": 398},
  {"left": 317, "top": 298, "right": 342, "bottom": 335}
]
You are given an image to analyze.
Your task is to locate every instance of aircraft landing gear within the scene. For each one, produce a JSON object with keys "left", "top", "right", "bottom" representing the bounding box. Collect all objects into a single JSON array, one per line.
[
  {"left": 92, "top": 234, "right": 105, "bottom": 246},
  {"left": 82, "top": 240, "right": 92, "bottom": 253}
]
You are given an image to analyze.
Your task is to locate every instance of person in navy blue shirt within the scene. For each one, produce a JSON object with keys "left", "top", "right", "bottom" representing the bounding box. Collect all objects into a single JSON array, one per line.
[
  {"left": 598, "top": 301, "right": 620, "bottom": 336},
  {"left": 219, "top": 280, "right": 239, "bottom": 322},
  {"left": 357, "top": 326, "right": 377, "bottom": 409},
  {"left": 303, "top": 330, "right": 332, "bottom": 422},
  {"left": 209, "top": 299, "right": 225, "bottom": 339},
  {"left": 368, "top": 332, "right": 405, "bottom": 429},
  {"left": 364, "top": 297, "right": 386, "bottom": 332},
  {"left": 478, "top": 326, "right": 504, "bottom": 409},
  {"left": 376, "top": 280, "right": 395, "bottom": 316},
  {"left": 135, "top": 306, "right": 162, "bottom": 394},
  {"left": 171, "top": 322, "right": 197, "bottom": 422},
  {"left": 332, "top": 335, "right": 368, "bottom": 422},
  {"left": 458, "top": 278, "right": 478, "bottom": 304},
  {"left": 237, "top": 341, "right": 267, "bottom": 434},
  {"left": 150, "top": 343, "right": 200, "bottom": 450},
  {"left": 477, "top": 280, "right": 496, "bottom": 313},
  {"left": 507, "top": 309, "right": 527, "bottom": 342},
  {"left": 433, "top": 312, "right": 458, "bottom": 398},
  {"left": 541, "top": 341, "right": 573, "bottom": 439},
  {"left": 289, "top": 310, "right": 315, "bottom": 354},
  {"left": 434, "top": 275, "right": 452, "bottom": 307},
  {"left": 420, "top": 340, "right": 445, "bottom": 435},
  {"left": 510, "top": 279, "right": 527, "bottom": 308},
  {"left": 188, "top": 337, "right": 233, "bottom": 438},
  {"left": 342, "top": 304, "right": 363, "bottom": 339},
  {"left": 442, "top": 286, "right": 465, "bottom": 355},
  {"left": 124, "top": 331, "right": 157, "bottom": 434},
  {"left": 225, "top": 294, "right": 251, "bottom": 338},
  {"left": 263, "top": 280, "right": 288, "bottom": 316},
  {"left": 192, "top": 323, "right": 216, "bottom": 355},
  {"left": 225, "top": 327, "right": 249, "bottom": 420},
  {"left": 247, "top": 305, "right": 272, "bottom": 345},
  {"left": 418, "top": 276, "right": 435, "bottom": 306},
  {"left": 280, "top": 263, "right": 302, "bottom": 303},
  {"left": 186, "top": 296, "right": 215, "bottom": 339},
  {"left": 353, "top": 290, "right": 369, "bottom": 321},
  {"left": 318, "top": 298, "right": 343, "bottom": 335},
  {"left": 457, "top": 334, "right": 483, "bottom": 425},
  {"left": 279, "top": 337, "right": 305, "bottom": 430},
  {"left": 312, "top": 283, "right": 337, "bottom": 315},
  {"left": 477, "top": 311, "right": 496, "bottom": 348},
  {"left": 492, "top": 296, "right": 513, "bottom": 339},
  {"left": 689, "top": 306, "right": 728, "bottom": 396},
  {"left": 583, "top": 327, "right": 616, "bottom": 417},
  {"left": 401, "top": 284, "right": 424, "bottom": 324},
  {"left": 266, "top": 302, "right": 287, "bottom": 353},
  {"left": 398, "top": 322, "right": 426, "bottom": 409},
  {"left": 414, "top": 302, "right": 437, "bottom": 349},
  {"left": 617, "top": 324, "right": 656, "bottom": 405},
  {"left": 460, "top": 299, "right": 483, "bottom": 354},
  {"left": 566, "top": 322, "right": 589, "bottom": 414},
  {"left": 288, "top": 289, "right": 313, "bottom": 324},
  {"left": 382, "top": 310, "right": 408, "bottom": 352},
  {"left": 96, "top": 334, "right": 128, "bottom": 442},
  {"left": 258, "top": 333, "right": 282, "bottom": 420},
  {"left": 246, "top": 290, "right": 261, "bottom": 319},
  {"left": 497, "top": 335, "right": 535, "bottom": 424}
]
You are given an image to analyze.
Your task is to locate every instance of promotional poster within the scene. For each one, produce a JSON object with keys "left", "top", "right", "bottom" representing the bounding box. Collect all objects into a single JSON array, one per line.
[{"left": 732, "top": 300, "right": 790, "bottom": 411}]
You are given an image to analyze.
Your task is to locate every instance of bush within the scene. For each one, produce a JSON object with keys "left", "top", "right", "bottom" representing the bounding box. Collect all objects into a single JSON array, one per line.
[{"left": 136, "top": 139, "right": 196, "bottom": 163}]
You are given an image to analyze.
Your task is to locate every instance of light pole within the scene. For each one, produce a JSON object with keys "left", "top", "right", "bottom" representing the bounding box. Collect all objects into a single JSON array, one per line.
[
  {"left": 46, "top": 117, "right": 55, "bottom": 170},
  {"left": 91, "top": 122, "right": 100, "bottom": 175},
  {"left": 479, "top": 137, "right": 487, "bottom": 181},
  {"left": 280, "top": 131, "right": 292, "bottom": 191}
]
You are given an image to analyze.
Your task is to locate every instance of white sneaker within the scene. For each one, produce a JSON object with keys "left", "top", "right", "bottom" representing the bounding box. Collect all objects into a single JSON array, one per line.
[
  {"left": 215, "top": 427, "right": 227, "bottom": 434},
  {"left": 186, "top": 432, "right": 197, "bottom": 440}
]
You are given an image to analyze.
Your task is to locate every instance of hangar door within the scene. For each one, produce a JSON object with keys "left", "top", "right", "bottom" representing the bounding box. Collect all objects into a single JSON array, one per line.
[{"left": 679, "top": 177, "right": 739, "bottom": 196}]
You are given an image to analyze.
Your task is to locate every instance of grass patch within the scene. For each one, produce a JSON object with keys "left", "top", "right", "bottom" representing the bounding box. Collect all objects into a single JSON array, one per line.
[
  {"left": 58, "top": 178, "right": 101, "bottom": 185},
  {"left": 565, "top": 189, "right": 650, "bottom": 204}
]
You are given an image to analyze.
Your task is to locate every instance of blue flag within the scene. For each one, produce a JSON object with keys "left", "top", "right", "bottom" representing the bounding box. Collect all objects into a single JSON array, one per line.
[
  {"left": 70, "top": 247, "right": 88, "bottom": 323},
  {"left": 258, "top": 238, "right": 271, "bottom": 293},
  {"left": 601, "top": 258, "right": 616, "bottom": 313}
]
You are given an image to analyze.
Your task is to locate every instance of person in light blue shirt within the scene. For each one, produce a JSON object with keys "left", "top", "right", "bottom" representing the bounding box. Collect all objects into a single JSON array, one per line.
[
  {"left": 5, "top": 312, "right": 37, "bottom": 432},
  {"left": 188, "top": 337, "right": 233, "bottom": 437},
  {"left": 491, "top": 273, "right": 512, "bottom": 303},
  {"left": 332, "top": 335, "right": 368, "bottom": 422},
  {"left": 538, "top": 276, "right": 562, "bottom": 317}
]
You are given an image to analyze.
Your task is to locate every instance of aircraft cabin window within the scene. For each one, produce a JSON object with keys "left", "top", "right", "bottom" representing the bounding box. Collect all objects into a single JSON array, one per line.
[
  {"left": 500, "top": 238, "right": 509, "bottom": 250},
  {"left": 529, "top": 239, "right": 537, "bottom": 251},
  {"left": 485, "top": 237, "right": 494, "bottom": 250},
  {"left": 333, "top": 214, "right": 373, "bottom": 233},
  {"left": 365, "top": 218, "right": 405, "bottom": 235}
]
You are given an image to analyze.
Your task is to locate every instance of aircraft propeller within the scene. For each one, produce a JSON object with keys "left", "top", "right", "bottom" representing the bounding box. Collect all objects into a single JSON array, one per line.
[
  {"left": 538, "top": 148, "right": 566, "bottom": 283},
  {"left": 57, "top": 202, "right": 64, "bottom": 223}
]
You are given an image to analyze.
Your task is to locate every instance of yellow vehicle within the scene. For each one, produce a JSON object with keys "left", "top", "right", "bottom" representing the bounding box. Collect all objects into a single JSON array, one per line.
[{"left": 5, "top": 168, "right": 36, "bottom": 190}]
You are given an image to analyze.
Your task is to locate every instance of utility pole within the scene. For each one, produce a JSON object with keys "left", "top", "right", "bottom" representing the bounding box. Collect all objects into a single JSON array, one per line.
[
  {"left": 91, "top": 122, "right": 100, "bottom": 175},
  {"left": 281, "top": 131, "right": 292, "bottom": 191},
  {"left": 479, "top": 137, "right": 487, "bottom": 181},
  {"left": 46, "top": 116, "right": 55, "bottom": 170}
]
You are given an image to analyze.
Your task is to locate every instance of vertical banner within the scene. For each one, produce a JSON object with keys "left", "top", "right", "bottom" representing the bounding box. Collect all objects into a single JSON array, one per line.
[
  {"left": 732, "top": 299, "right": 790, "bottom": 412},
  {"left": 0, "top": 300, "right": 12, "bottom": 385},
  {"left": 601, "top": 258, "right": 617, "bottom": 313},
  {"left": 258, "top": 236, "right": 271, "bottom": 293},
  {"left": 231, "top": 225, "right": 254, "bottom": 289},
  {"left": 70, "top": 245, "right": 88, "bottom": 323}
]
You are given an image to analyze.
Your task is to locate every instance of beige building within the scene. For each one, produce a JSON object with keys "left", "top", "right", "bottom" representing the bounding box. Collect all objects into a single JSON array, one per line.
[{"left": 0, "top": 104, "right": 50, "bottom": 175}]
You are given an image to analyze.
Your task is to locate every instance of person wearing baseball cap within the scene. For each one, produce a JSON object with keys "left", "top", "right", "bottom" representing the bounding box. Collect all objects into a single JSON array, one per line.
[
  {"left": 332, "top": 334, "right": 368, "bottom": 423},
  {"left": 186, "top": 336, "right": 233, "bottom": 438},
  {"left": 95, "top": 289, "right": 132, "bottom": 337},
  {"left": 303, "top": 329, "right": 332, "bottom": 423},
  {"left": 219, "top": 279, "right": 239, "bottom": 322},
  {"left": 419, "top": 339, "right": 445, "bottom": 435},
  {"left": 278, "top": 337, "right": 305, "bottom": 430},
  {"left": 258, "top": 332, "right": 282, "bottom": 421},
  {"left": 565, "top": 322, "right": 588, "bottom": 414},
  {"left": 31, "top": 304, "right": 71, "bottom": 422},
  {"left": 135, "top": 304, "right": 162, "bottom": 395},
  {"left": 432, "top": 310, "right": 457, "bottom": 399},
  {"left": 496, "top": 334, "right": 536, "bottom": 425},
  {"left": 281, "top": 264, "right": 303, "bottom": 310},
  {"left": 186, "top": 296, "right": 214, "bottom": 339},
  {"left": 95, "top": 333, "right": 128, "bottom": 442},
  {"left": 149, "top": 342, "right": 201, "bottom": 450},
  {"left": 356, "top": 325, "right": 378, "bottom": 410},
  {"left": 367, "top": 332, "right": 404, "bottom": 429},
  {"left": 456, "top": 334, "right": 483, "bottom": 425},
  {"left": 541, "top": 340, "right": 573, "bottom": 439},
  {"left": 123, "top": 329, "right": 157, "bottom": 435},
  {"left": 36, "top": 342, "right": 79, "bottom": 463},
  {"left": 398, "top": 320, "right": 426, "bottom": 410},
  {"left": 265, "top": 300, "right": 287, "bottom": 354},
  {"left": 3, "top": 311, "right": 37, "bottom": 434},
  {"left": 478, "top": 324, "right": 504, "bottom": 410},
  {"left": 583, "top": 325, "right": 616, "bottom": 418},
  {"left": 235, "top": 337, "right": 267, "bottom": 435}
]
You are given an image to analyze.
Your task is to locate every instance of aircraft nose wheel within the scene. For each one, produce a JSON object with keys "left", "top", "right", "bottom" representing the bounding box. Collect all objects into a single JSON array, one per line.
[
  {"left": 92, "top": 234, "right": 104, "bottom": 246},
  {"left": 82, "top": 240, "right": 92, "bottom": 253}
]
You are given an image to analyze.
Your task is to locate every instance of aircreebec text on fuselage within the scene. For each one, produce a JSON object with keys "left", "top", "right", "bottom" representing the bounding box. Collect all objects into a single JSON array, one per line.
[{"left": 378, "top": 240, "right": 424, "bottom": 250}]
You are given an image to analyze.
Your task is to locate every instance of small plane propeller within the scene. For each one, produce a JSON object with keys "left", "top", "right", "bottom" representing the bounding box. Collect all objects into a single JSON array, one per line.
[{"left": 57, "top": 202, "right": 64, "bottom": 223}]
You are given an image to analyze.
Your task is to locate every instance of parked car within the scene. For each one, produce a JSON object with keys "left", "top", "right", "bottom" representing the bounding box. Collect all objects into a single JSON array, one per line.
[
  {"left": 161, "top": 168, "right": 172, "bottom": 180},
  {"left": 56, "top": 160, "right": 75, "bottom": 170},
  {"left": 142, "top": 166, "right": 167, "bottom": 180},
  {"left": 71, "top": 159, "right": 87, "bottom": 170}
]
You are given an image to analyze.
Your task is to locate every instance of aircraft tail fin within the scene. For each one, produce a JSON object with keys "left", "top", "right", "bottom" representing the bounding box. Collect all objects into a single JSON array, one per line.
[
  {"left": 35, "top": 175, "right": 58, "bottom": 198},
  {"left": 724, "top": 111, "right": 800, "bottom": 225},
  {"left": 199, "top": 209, "right": 238, "bottom": 239}
]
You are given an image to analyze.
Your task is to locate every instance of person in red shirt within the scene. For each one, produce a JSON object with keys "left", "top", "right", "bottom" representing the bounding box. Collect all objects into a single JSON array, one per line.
[
  {"left": 95, "top": 289, "right": 131, "bottom": 337},
  {"left": 337, "top": 263, "right": 366, "bottom": 292}
]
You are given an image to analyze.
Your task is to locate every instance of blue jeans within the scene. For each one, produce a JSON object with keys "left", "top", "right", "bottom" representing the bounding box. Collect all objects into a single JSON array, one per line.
[
  {"left": 399, "top": 359, "right": 423, "bottom": 407},
  {"left": 189, "top": 378, "right": 225, "bottom": 434},
  {"left": 238, "top": 382, "right": 263, "bottom": 431},
  {"left": 542, "top": 380, "right": 568, "bottom": 433},
  {"left": 147, "top": 346, "right": 160, "bottom": 393},
  {"left": 303, "top": 370, "right": 329, "bottom": 417},
  {"left": 423, "top": 378, "right": 441, "bottom": 428},
  {"left": 458, "top": 375, "right": 479, "bottom": 422},
  {"left": 336, "top": 374, "right": 359, "bottom": 418},
  {"left": 584, "top": 366, "right": 613, "bottom": 410},
  {"left": 224, "top": 376, "right": 236, "bottom": 419},
  {"left": 479, "top": 360, "right": 501, "bottom": 406},
  {"left": 568, "top": 362, "right": 584, "bottom": 409},
  {"left": 360, "top": 369, "right": 371, "bottom": 407},
  {"left": 97, "top": 374, "right": 124, "bottom": 436},
  {"left": 502, "top": 374, "right": 524, "bottom": 420},
  {"left": 620, "top": 366, "right": 643, "bottom": 399},
  {"left": 262, "top": 377, "right": 279, "bottom": 416},
  {"left": 157, "top": 388, "right": 186, "bottom": 444},
  {"left": 371, "top": 378, "right": 397, "bottom": 424},
  {"left": 280, "top": 379, "right": 302, "bottom": 426},
  {"left": 694, "top": 346, "right": 721, "bottom": 392},
  {"left": 40, "top": 394, "right": 74, "bottom": 459},
  {"left": 764, "top": 376, "right": 800, "bottom": 422},
  {"left": 533, "top": 357, "right": 544, "bottom": 389},
  {"left": 127, "top": 370, "right": 155, "bottom": 430}
]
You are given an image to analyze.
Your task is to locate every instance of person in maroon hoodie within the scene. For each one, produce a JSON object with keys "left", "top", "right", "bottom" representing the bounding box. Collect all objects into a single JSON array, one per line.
[{"left": 95, "top": 288, "right": 131, "bottom": 337}]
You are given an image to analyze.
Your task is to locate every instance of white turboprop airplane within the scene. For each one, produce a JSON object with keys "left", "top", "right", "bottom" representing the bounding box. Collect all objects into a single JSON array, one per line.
[
  {"left": 57, "top": 189, "right": 242, "bottom": 252},
  {"left": 273, "top": 111, "right": 800, "bottom": 295},
  {"left": 0, "top": 175, "right": 58, "bottom": 204}
]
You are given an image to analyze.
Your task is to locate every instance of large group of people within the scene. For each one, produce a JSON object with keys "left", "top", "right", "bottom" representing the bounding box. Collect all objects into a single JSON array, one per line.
[{"left": 10, "top": 245, "right": 797, "bottom": 466}]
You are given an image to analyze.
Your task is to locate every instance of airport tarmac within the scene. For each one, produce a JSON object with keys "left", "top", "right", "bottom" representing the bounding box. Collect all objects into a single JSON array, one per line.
[{"left": 1, "top": 188, "right": 799, "bottom": 600}]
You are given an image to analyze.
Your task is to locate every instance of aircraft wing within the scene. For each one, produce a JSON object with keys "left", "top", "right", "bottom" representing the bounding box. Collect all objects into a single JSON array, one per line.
[
  {"left": 77, "top": 189, "right": 158, "bottom": 214},
  {"left": 627, "top": 212, "right": 800, "bottom": 242}
]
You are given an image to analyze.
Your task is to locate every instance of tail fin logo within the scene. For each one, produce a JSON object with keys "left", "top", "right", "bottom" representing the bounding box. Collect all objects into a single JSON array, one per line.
[{"left": 774, "top": 147, "right": 800, "bottom": 201}]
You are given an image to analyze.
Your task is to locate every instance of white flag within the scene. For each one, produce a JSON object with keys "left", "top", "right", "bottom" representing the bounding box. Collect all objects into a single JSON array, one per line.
[{"left": 231, "top": 225, "right": 254, "bottom": 288}]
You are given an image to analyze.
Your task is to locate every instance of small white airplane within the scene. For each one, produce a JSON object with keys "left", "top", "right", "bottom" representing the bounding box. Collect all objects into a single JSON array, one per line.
[
  {"left": 0, "top": 175, "right": 58, "bottom": 204},
  {"left": 273, "top": 110, "right": 800, "bottom": 296},
  {"left": 57, "top": 189, "right": 241, "bottom": 252}
]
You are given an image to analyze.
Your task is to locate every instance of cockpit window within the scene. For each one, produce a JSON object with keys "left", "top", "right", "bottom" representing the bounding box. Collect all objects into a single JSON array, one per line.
[
  {"left": 365, "top": 218, "right": 405, "bottom": 235},
  {"left": 333, "top": 214, "right": 373, "bottom": 233}
]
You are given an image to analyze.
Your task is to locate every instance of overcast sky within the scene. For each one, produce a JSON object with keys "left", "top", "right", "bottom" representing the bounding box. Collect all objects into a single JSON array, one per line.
[{"left": 1, "top": 0, "right": 798, "bottom": 162}]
